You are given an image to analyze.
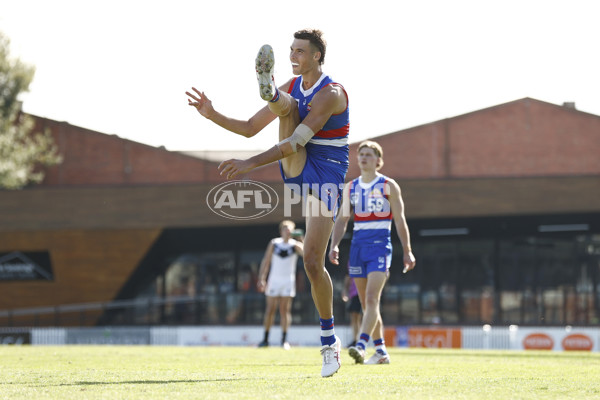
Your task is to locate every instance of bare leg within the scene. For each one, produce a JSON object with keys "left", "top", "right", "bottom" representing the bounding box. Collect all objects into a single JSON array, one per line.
[
  {"left": 303, "top": 195, "right": 335, "bottom": 319},
  {"left": 269, "top": 91, "right": 306, "bottom": 178},
  {"left": 357, "top": 272, "right": 387, "bottom": 337},
  {"left": 351, "top": 311, "right": 362, "bottom": 343},
  {"left": 279, "top": 296, "right": 293, "bottom": 333},
  {"left": 263, "top": 296, "right": 278, "bottom": 332},
  {"left": 371, "top": 316, "right": 384, "bottom": 341}
]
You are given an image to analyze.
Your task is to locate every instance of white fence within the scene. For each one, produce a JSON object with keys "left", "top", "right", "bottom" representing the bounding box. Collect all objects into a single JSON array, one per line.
[{"left": 1, "top": 325, "right": 598, "bottom": 351}]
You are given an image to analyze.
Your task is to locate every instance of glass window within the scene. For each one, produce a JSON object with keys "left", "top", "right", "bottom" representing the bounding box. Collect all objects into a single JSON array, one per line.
[
  {"left": 458, "top": 240, "right": 494, "bottom": 323},
  {"left": 498, "top": 235, "right": 587, "bottom": 325},
  {"left": 155, "top": 252, "right": 235, "bottom": 325},
  {"left": 418, "top": 241, "right": 459, "bottom": 324},
  {"left": 100, "top": 222, "right": 600, "bottom": 327},
  {"left": 498, "top": 238, "right": 537, "bottom": 324}
]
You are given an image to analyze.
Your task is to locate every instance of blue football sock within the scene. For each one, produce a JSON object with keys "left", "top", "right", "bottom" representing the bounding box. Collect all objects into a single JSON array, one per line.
[
  {"left": 374, "top": 338, "right": 387, "bottom": 355},
  {"left": 319, "top": 317, "right": 336, "bottom": 346},
  {"left": 357, "top": 333, "right": 370, "bottom": 350}
]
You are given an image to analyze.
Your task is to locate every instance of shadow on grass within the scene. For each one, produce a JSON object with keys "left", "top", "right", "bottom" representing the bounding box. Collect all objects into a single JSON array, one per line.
[
  {"left": 69, "top": 378, "right": 251, "bottom": 386},
  {"left": 29, "top": 375, "right": 315, "bottom": 388}
]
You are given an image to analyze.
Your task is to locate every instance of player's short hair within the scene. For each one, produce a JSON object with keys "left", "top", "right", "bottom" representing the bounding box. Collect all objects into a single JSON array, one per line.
[
  {"left": 358, "top": 140, "right": 384, "bottom": 170},
  {"left": 279, "top": 220, "right": 296, "bottom": 232},
  {"left": 294, "top": 29, "right": 327, "bottom": 65}
]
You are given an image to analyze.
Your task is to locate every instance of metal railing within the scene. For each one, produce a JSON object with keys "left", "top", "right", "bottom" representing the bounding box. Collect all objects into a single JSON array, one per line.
[{"left": 2, "top": 287, "right": 599, "bottom": 327}]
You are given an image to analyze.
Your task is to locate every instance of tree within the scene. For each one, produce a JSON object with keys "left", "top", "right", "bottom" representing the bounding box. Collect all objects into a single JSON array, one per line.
[{"left": 0, "top": 31, "right": 61, "bottom": 190}]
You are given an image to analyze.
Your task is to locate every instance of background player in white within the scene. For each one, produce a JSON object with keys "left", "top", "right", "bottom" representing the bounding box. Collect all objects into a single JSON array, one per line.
[
  {"left": 257, "top": 220, "right": 303, "bottom": 350},
  {"left": 186, "top": 29, "right": 348, "bottom": 377},
  {"left": 329, "top": 140, "right": 416, "bottom": 364}
]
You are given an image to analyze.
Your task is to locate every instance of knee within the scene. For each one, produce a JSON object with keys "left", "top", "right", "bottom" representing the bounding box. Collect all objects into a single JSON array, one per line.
[
  {"left": 303, "top": 257, "right": 324, "bottom": 282},
  {"left": 363, "top": 294, "right": 380, "bottom": 310}
]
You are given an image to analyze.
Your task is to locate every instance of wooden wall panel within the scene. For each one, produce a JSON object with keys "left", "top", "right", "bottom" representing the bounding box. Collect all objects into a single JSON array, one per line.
[
  {"left": 401, "top": 176, "right": 600, "bottom": 218},
  {"left": 0, "top": 229, "right": 161, "bottom": 325}
]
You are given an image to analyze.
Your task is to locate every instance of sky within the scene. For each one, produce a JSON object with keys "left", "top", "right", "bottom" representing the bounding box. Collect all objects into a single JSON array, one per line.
[{"left": 1, "top": 0, "right": 599, "bottom": 152}]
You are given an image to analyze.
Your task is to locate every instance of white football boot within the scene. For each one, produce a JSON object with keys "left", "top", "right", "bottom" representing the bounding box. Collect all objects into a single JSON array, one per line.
[
  {"left": 255, "top": 44, "right": 276, "bottom": 101},
  {"left": 365, "top": 351, "right": 391, "bottom": 364},
  {"left": 320, "top": 336, "right": 341, "bottom": 377},
  {"left": 348, "top": 345, "right": 365, "bottom": 364}
]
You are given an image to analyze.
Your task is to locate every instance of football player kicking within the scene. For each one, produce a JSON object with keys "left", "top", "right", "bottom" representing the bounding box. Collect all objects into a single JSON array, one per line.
[{"left": 187, "top": 29, "right": 349, "bottom": 377}]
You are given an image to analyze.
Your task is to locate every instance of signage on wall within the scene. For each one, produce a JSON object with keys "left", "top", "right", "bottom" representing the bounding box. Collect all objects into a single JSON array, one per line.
[
  {"left": 404, "top": 327, "right": 462, "bottom": 348},
  {"left": 522, "top": 333, "right": 554, "bottom": 350},
  {"left": 0, "top": 251, "right": 53, "bottom": 281}
]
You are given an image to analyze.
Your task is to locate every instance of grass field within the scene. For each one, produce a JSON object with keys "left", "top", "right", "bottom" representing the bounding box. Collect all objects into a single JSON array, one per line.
[{"left": 1, "top": 346, "right": 599, "bottom": 399}]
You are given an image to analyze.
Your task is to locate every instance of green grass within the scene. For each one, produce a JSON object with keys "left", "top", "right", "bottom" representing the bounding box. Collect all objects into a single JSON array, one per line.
[{"left": 1, "top": 346, "right": 599, "bottom": 399}]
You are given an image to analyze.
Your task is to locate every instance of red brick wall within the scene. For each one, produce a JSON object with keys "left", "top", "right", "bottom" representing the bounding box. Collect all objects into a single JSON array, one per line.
[
  {"left": 34, "top": 98, "right": 600, "bottom": 187},
  {"left": 349, "top": 122, "right": 449, "bottom": 180},
  {"left": 35, "top": 117, "right": 225, "bottom": 186},
  {"left": 348, "top": 98, "right": 600, "bottom": 181},
  {"left": 448, "top": 99, "right": 600, "bottom": 177}
]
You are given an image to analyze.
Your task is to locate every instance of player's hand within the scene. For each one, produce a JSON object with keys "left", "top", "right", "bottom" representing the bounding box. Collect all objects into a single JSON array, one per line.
[
  {"left": 257, "top": 280, "right": 266, "bottom": 293},
  {"left": 186, "top": 87, "right": 215, "bottom": 119},
  {"left": 218, "top": 159, "right": 253, "bottom": 179},
  {"left": 403, "top": 252, "right": 416, "bottom": 273},
  {"left": 328, "top": 246, "right": 339, "bottom": 265}
]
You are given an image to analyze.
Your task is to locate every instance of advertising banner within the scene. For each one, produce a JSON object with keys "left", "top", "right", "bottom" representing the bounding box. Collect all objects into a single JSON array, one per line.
[
  {"left": 400, "top": 327, "right": 462, "bottom": 348},
  {"left": 516, "top": 327, "right": 597, "bottom": 351}
]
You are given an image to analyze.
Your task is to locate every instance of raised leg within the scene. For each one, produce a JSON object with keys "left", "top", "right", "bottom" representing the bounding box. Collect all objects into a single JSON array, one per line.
[{"left": 255, "top": 44, "right": 306, "bottom": 178}]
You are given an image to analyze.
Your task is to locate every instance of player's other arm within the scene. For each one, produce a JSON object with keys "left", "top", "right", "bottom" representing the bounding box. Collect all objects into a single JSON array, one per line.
[
  {"left": 218, "top": 84, "right": 346, "bottom": 179},
  {"left": 257, "top": 240, "right": 275, "bottom": 292},
  {"left": 386, "top": 179, "right": 416, "bottom": 273},
  {"left": 328, "top": 183, "right": 352, "bottom": 265}
]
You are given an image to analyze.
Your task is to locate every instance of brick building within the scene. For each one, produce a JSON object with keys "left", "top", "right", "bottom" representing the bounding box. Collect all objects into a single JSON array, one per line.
[{"left": 1, "top": 97, "right": 599, "bottom": 327}]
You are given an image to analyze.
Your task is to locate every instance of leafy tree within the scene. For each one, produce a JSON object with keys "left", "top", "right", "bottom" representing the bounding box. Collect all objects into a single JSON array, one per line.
[{"left": 0, "top": 31, "right": 61, "bottom": 190}]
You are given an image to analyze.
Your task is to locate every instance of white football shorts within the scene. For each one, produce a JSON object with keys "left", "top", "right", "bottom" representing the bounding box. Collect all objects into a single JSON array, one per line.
[{"left": 265, "top": 279, "right": 296, "bottom": 297}]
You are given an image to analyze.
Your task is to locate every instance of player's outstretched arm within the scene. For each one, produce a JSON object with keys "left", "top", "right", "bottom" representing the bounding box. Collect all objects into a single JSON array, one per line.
[
  {"left": 217, "top": 139, "right": 297, "bottom": 179},
  {"left": 217, "top": 85, "right": 348, "bottom": 179},
  {"left": 186, "top": 87, "right": 277, "bottom": 137}
]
